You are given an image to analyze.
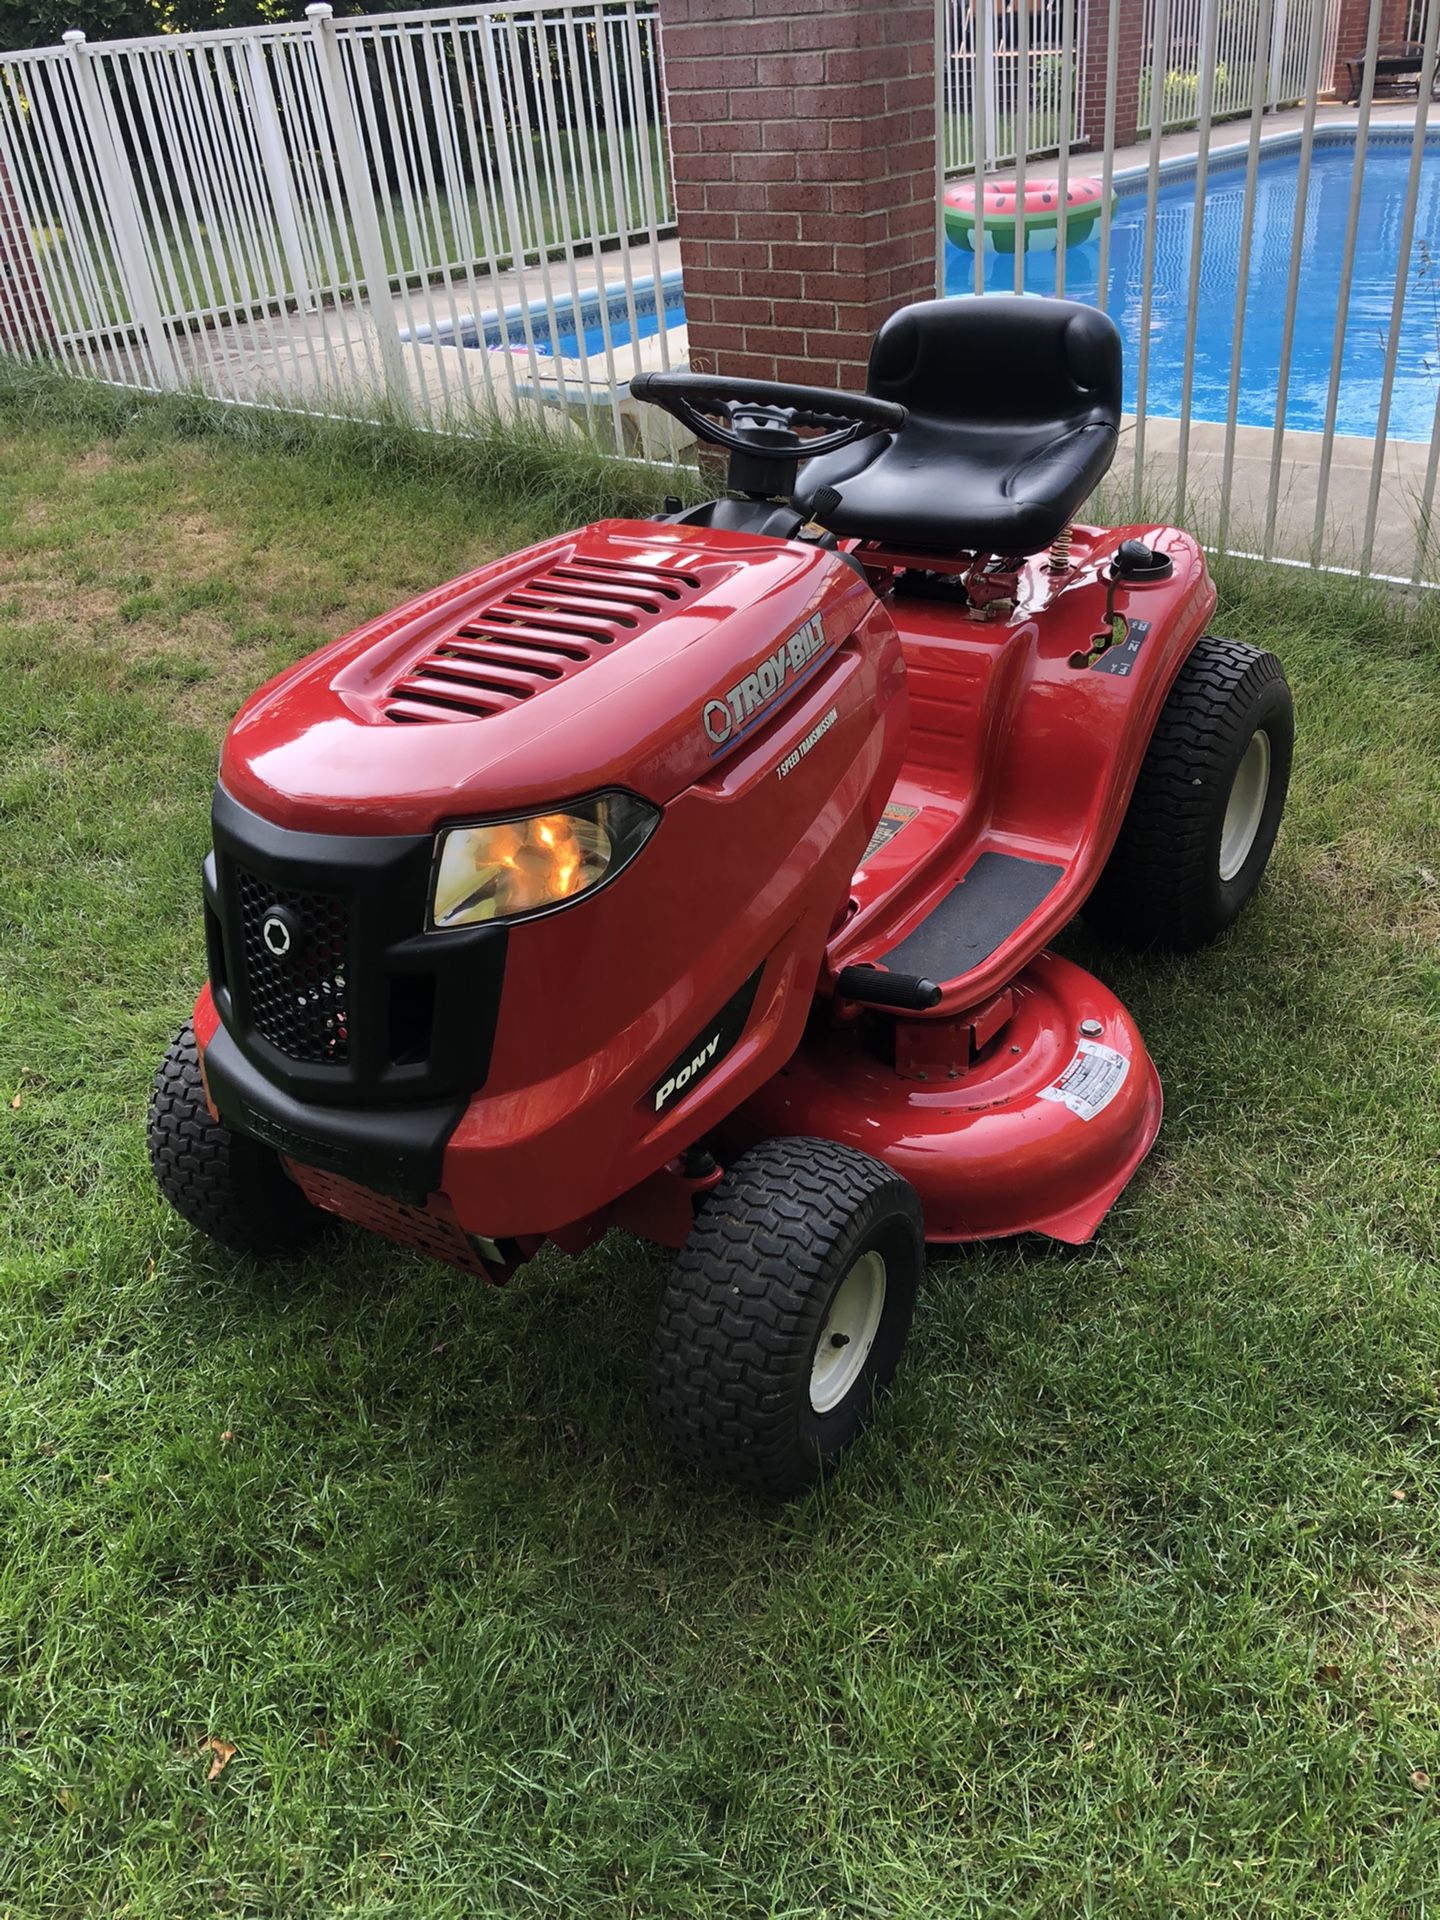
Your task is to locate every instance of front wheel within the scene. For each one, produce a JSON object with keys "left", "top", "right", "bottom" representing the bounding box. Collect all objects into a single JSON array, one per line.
[
  {"left": 1084, "top": 635, "right": 1294, "bottom": 950},
  {"left": 651, "top": 1138, "right": 923, "bottom": 1496},
  {"left": 148, "top": 1021, "right": 329, "bottom": 1257}
]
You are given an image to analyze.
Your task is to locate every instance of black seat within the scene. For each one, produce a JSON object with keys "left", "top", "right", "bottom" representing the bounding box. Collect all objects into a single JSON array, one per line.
[{"left": 793, "top": 296, "right": 1122, "bottom": 556}]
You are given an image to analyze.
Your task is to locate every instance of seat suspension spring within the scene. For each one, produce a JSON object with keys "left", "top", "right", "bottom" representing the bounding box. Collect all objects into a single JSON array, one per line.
[{"left": 1048, "top": 523, "right": 1074, "bottom": 574}]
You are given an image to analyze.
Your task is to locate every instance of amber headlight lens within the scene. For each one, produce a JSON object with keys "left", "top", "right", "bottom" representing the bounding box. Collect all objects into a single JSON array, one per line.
[{"left": 429, "top": 792, "right": 659, "bottom": 930}]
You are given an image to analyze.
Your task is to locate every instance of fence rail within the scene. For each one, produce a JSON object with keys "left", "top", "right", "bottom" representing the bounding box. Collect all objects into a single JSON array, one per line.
[{"left": 940, "top": 0, "right": 1091, "bottom": 171}]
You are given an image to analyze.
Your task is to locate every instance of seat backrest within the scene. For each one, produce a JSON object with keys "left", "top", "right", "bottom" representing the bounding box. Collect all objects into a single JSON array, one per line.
[{"left": 865, "top": 295, "right": 1121, "bottom": 433}]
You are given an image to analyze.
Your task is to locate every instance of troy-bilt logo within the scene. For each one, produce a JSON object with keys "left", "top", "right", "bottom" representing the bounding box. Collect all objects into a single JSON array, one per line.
[
  {"left": 261, "top": 907, "right": 298, "bottom": 958},
  {"left": 702, "top": 613, "right": 830, "bottom": 754},
  {"left": 262, "top": 915, "right": 291, "bottom": 957}
]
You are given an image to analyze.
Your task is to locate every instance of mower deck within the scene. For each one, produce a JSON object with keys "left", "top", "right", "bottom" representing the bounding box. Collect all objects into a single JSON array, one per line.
[
  {"left": 724, "top": 949, "right": 1162, "bottom": 1245},
  {"left": 704, "top": 522, "right": 1209, "bottom": 1245}
]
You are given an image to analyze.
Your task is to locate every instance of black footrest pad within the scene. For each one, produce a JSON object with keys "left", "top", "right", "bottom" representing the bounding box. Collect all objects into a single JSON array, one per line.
[{"left": 884, "top": 851, "right": 1064, "bottom": 981}]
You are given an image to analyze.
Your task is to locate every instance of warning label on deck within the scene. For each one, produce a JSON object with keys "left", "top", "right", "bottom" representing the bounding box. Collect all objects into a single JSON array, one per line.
[
  {"left": 1038, "top": 1039, "right": 1129, "bottom": 1122},
  {"left": 860, "top": 801, "right": 919, "bottom": 866}
]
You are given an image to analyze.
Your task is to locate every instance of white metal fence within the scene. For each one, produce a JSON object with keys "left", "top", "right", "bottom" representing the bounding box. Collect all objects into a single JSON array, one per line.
[
  {"left": 945, "top": 0, "right": 1440, "bottom": 585},
  {"left": 1139, "top": 0, "right": 1343, "bottom": 130},
  {"left": 1, "top": 0, "right": 1440, "bottom": 584},
  {"left": 0, "top": 0, "right": 677, "bottom": 447},
  {"left": 940, "top": 0, "right": 1091, "bottom": 171},
  {"left": 939, "top": 0, "right": 1345, "bottom": 164}
]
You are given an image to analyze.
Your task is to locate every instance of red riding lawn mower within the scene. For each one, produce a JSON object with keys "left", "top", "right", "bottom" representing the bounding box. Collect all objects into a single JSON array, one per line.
[{"left": 149, "top": 296, "right": 1293, "bottom": 1495}]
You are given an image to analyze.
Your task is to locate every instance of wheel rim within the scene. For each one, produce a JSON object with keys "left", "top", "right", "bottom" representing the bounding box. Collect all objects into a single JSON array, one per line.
[
  {"left": 1219, "top": 729, "right": 1272, "bottom": 882},
  {"left": 810, "top": 1249, "right": 888, "bottom": 1415}
]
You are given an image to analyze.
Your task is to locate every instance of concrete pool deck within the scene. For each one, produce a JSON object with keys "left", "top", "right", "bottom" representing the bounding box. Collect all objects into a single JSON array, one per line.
[{"left": 1121, "top": 415, "right": 1436, "bottom": 582}]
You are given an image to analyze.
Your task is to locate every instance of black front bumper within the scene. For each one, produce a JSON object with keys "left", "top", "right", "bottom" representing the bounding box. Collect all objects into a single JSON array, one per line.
[
  {"left": 201, "top": 1023, "right": 461, "bottom": 1202},
  {"left": 202, "top": 785, "right": 508, "bottom": 1200}
]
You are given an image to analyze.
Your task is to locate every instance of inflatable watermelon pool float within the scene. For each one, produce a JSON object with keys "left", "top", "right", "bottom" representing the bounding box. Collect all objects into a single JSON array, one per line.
[{"left": 942, "top": 175, "right": 1114, "bottom": 254}]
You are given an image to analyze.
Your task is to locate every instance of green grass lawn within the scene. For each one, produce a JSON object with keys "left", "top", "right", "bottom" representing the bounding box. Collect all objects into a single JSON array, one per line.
[{"left": 1, "top": 387, "right": 1439, "bottom": 1916}]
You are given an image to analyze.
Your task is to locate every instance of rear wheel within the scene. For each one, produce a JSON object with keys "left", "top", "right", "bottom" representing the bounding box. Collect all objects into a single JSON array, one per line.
[
  {"left": 1085, "top": 635, "right": 1293, "bottom": 950},
  {"left": 148, "top": 1021, "right": 328, "bottom": 1257},
  {"left": 651, "top": 1137, "right": 923, "bottom": 1496}
]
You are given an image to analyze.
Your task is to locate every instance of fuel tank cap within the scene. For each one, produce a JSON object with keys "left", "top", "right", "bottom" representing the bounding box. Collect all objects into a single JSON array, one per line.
[{"left": 1113, "top": 538, "right": 1174, "bottom": 582}]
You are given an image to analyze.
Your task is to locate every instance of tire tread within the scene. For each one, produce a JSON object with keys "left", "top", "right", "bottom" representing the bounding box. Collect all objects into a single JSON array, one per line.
[
  {"left": 651, "top": 1137, "right": 922, "bottom": 1493},
  {"left": 148, "top": 1022, "right": 326, "bottom": 1257},
  {"left": 1085, "top": 634, "right": 1292, "bottom": 950}
]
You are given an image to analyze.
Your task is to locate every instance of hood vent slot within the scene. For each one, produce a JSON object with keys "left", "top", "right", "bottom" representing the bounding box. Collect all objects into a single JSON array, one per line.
[{"left": 384, "top": 555, "right": 701, "bottom": 723}]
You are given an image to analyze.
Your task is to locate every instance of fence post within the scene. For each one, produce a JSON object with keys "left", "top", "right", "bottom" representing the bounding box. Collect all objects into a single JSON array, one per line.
[
  {"left": 61, "top": 31, "right": 178, "bottom": 388},
  {"left": 933, "top": 0, "right": 945, "bottom": 293},
  {"left": 1268, "top": 0, "right": 1290, "bottom": 105},
  {"left": 660, "top": 0, "right": 937, "bottom": 391},
  {"left": 244, "top": 35, "right": 315, "bottom": 315},
  {"left": 303, "top": 2, "right": 408, "bottom": 412}
]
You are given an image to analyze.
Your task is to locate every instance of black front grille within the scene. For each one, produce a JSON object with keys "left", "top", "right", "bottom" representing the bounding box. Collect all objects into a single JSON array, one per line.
[
  {"left": 235, "top": 866, "right": 350, "bottom": 1064},
  {"left": 208, "top": 785, "right": 507, "bottom": 1111}
]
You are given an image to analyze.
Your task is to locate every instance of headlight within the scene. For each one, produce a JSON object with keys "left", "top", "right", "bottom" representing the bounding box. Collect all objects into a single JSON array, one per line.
[{"left": 429, "top": 792, "right": 659, "bottom": 930}]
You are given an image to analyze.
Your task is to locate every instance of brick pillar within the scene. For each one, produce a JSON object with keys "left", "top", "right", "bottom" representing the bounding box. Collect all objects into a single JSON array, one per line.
[
  {"left": 659, "top": 0, "right": 937, "bottom": 392},
  {"left": 0, "top": 158, "right": 55, "bottom": 354},
  {"left": 1328, "top": 0, "right": 1413, "bottom": 94},
  {"left": 1077, "top": 0, "right": 1148, "bottom": 153}
]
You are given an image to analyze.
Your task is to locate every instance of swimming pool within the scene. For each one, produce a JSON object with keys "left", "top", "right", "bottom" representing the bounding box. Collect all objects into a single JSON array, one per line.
[
  {"left": 408, "top": 268, "right": 684, "bottom": 360},
  {"left": 419, "top": 131, "right": 1439, "bottom": 440},
  {"left": 944, "top": 129, "right": 1440, "bottom": 440}
]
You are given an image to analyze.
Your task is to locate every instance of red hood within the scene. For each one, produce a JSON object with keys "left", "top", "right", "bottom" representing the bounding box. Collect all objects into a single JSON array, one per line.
[{"left": 220, "top": 519, "right": 876, "bottom": 835}]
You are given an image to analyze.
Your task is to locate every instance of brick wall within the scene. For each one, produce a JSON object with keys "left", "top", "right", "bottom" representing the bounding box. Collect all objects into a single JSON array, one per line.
[
  {"left": 0, "top": 159, "right": 55, "bottom": 353},
  {"left": 1329, "top": 0, "right": 1415, "bottom": 94},
  {"left": 1076, "top": 0, "right": 1148, "bottom": 152},
  {"left": 658, "top": 0, "right": 937, "bottom": 391}
]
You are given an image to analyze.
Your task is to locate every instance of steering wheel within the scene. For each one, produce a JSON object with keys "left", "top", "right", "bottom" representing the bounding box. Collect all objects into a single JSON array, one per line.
[{"left": 629, "top": 370, "right": 906, "bottom": 461}]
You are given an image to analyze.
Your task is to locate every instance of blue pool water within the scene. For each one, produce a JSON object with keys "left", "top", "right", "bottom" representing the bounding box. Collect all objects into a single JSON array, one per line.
[
  {"left": 944, "top": 129, "right": 1440, "bottom": 440},
  {"left": 541, "top": 302, "right": 670, "bottom": 358},
  {"left": 413, "top": 268, "right": 685, "bottom": 361},
  {"left": 488, "top": 284, "right": 678, "bottom": 358}
]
